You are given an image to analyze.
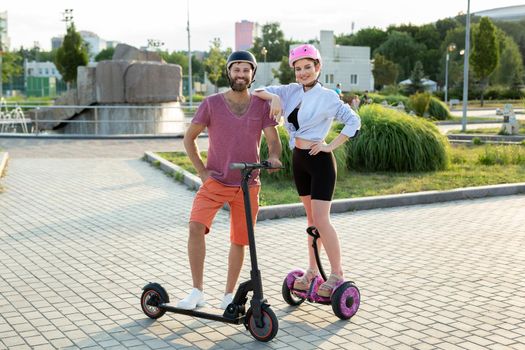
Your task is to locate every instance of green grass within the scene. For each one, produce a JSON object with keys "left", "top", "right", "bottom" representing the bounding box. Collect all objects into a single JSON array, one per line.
[
  {"left": 448, "top": 116, "right": 502, "bottom": 123},
  {"left": 4, "top": 96, "right": 55, "bottom": 105},
  {"left": 154, "top": 144, "right": 525, "bottom": 206}
]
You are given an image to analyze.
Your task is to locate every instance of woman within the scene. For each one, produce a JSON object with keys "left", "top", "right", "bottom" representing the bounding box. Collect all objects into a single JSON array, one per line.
[{"left": 253, "top": 44, "right": 360, "bottom": 297}]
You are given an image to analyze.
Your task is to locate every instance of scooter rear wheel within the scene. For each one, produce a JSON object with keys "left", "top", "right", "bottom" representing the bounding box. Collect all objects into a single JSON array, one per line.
[
  {"left": 245, "top": 307, "right": 278, "bottom": 342},
  {"left": 141, "top": 283, "right": 169, "bottom": 319},
  {"left": 331, "top": 281, "right": 360, "bottom": 320}
]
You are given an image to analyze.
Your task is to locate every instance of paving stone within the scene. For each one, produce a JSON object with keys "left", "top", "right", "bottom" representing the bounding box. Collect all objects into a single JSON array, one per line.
[{"left": 0, "top": 139, "right": 524, "bottom": 349}]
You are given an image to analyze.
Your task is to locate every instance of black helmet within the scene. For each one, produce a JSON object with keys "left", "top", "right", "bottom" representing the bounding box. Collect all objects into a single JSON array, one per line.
[
  {"left": 226, "top": 50, "right": 257, "bottom": 72},
  {"left": 226, "top": 50, "right": 257, "bottom": 88}
]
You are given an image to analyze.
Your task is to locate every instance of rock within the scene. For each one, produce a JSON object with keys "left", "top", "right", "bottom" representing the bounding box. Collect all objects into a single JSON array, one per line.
[
  {"left": 112, "top": 43, "right": 163, "bottom": 62},
  {"left": 77, "top": 66, "right": 96, "bottom": 106},
  {"left": 125, "top": 62, "right": 182, "bottom": 103},
  {"left": 95, "top": 60, "right": 130, "bottom": 103}
]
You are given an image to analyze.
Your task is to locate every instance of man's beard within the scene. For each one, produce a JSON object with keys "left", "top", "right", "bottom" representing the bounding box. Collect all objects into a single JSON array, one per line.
[{"left": 230, "top": 78, "right": 250, "bottom": 91}]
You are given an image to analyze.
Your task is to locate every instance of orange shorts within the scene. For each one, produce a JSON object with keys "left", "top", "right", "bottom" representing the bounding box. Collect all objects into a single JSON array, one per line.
[{"left": 189, "top": 177, "right": 260, "bottom": 246}]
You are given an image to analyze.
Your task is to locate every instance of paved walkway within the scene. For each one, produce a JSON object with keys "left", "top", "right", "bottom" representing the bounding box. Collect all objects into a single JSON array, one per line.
[{"left": 1, "top": 139, "right": 525, "bottom": 349}]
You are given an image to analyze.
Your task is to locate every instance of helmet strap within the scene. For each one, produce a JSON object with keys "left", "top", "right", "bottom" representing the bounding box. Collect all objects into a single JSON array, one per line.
[{"left": 303, "top": 80, "right": 318, "bottom": 88}]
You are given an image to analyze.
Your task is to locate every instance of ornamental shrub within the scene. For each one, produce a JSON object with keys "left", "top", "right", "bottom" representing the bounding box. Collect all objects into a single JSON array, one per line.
[
  {"left": 427, "top": 97, "right": 450, "bottom": 120},
  {"left": 408, "top": 92, "right": 431, "bottom": 117},
  {"left": 347, "top": 104, "right": 450, "bottom": 172},
  {"left": 260, "top": 126, "right": 292, "bottom": 181}
]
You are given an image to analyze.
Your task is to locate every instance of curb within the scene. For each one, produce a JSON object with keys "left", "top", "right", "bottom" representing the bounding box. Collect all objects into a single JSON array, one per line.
[
  {"left": 0, "top": 151, "right": 9, "bottom": 178},
  {"left": 144, "top": 151, "right": 525, "bottom": 221},
  {"left": 144, "top": 151, "right": 201, "bottom": 190},
  {"left": 447, "top": 134, "right": 525, "bottom": 142}
]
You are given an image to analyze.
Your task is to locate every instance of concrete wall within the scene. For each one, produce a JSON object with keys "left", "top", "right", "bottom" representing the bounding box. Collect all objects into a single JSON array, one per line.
[{"left": 58, "top": 102, "right": 186, "bottom": 135}]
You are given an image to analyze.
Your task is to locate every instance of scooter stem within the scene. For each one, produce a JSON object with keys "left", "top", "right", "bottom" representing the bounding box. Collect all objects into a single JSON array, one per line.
[{"left": 306, "top": 226, "right": 327, "bottom": 281}]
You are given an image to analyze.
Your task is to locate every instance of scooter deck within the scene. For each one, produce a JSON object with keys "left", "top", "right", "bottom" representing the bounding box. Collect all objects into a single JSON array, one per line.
[{"left": 158, "top": 303, "right": 245, "bottom": 324}]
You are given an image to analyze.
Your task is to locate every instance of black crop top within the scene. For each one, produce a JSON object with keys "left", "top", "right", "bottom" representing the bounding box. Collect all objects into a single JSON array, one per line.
[{"left": 288, "top": 108, "right": 300, "bottom": 130}]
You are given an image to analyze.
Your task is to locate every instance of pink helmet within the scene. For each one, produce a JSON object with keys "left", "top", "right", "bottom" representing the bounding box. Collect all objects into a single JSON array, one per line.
[{"left": 289, "top": 44, "right": 322, "bottom": 67}]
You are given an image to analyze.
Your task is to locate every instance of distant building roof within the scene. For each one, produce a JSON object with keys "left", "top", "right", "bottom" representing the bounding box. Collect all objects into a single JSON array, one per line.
[
  {"left": 399, "top": 78, "right": 437, "bottom": 86},
  {"left": 474, "top": 5, "right": 525, "bottom": 22}
]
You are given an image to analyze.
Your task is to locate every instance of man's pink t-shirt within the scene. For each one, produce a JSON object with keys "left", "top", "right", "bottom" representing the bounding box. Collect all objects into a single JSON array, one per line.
[{"left": 191, "top": 93, "right": 277, "bottom": 186}]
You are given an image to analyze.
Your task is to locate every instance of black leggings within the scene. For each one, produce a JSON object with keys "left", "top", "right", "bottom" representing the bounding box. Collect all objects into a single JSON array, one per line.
[{"left": 292, "top": 148, "right": 336, "bottom": 201}]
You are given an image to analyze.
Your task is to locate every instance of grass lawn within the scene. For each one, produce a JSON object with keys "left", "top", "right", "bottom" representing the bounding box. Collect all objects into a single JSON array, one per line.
[
  {"left": 464, "top": 100, "right": 525, "bottom": 109},
  {"left": 156, "top": 144, "right": 525, "bottom": 206},
  {"left": 447, "top": 116, "right": 502, "bottom": 123}
]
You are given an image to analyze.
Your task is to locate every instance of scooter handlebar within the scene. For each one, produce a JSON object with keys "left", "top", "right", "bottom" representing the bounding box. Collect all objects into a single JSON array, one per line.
[{"left": 229, "top": 161, "right": 283, "bottom": 170}]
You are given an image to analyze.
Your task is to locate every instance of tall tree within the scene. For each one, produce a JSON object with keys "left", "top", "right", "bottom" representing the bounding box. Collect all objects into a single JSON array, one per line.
[
  {"left": 274, "top": 56, "right": 294, "bottom": 84},
  {"left": 435, "top": 18, "right": 459, "bottom": 41},
  {"left": 1, "top": 51, "right": 23, "bottom": 84},
  {"left": 490, "top": 31, "right": 523, "bottom": 87},
  {"left": 407, "top": 61, "right": 425, "bottom": 94},
  {"left": 470, "top": 17, "right": 499, "bottom": 106},
  {"left": 204, "top": 38, "right": 228, "bottom": 92},
  {"left": 95, "top": 47, "right": 115, "bottom": 62},
  {"left": 387, "top": 23, "right": 420, "bottom": 38},
  {"left": 375, "top": 31, "right": 425, "bottom": 80},
  {"left": 372, "top": 53, "right": 399, "bottom": 89},
  {"left": 336, "top": 27, "right": 388, "bottom": 53},
  {"left": 494, "top": 19, "right": 525, "bottom": 66},
  {"left": 54, "top": 22, "right": 88, "bottom": 86},
  {"left": 250, "top": 22, "right": 290, "bottom": 62}
]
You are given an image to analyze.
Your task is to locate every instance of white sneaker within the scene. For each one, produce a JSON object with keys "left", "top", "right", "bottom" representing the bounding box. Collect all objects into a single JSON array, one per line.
[
  {"left": 220, "top": 293, "right": 234, "bottom": 310},
  {"left": 176, "top": 288, "right": 206, "bottom": 310}
]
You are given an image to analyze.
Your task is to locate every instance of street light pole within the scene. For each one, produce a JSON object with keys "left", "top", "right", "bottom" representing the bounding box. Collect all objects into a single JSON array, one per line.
[
  {"left": 261, "top": 46, "right": 267, "bottom": 85},
  {"left": 444, "top": 43, "right": 456, "bottom": 105},
  {"left": 461, "top": 0, "right": 471, "bottom": 132},
  {"left": 187, "top": 0, "right": 193, "bottom": 106},
  {"left": 1, "top": 17, "right": 5, "bottom": 97},
  {"left": 147, "top": 39, "right": 164, "bottom": 50},
  {"left": 62, "top": 9, "right": 73, "bottom": 30}
]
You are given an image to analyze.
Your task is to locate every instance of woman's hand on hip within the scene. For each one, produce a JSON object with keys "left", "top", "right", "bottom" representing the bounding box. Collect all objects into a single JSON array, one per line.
[{"left": 309, "top": 142, "right": 332, "bottom": 155}]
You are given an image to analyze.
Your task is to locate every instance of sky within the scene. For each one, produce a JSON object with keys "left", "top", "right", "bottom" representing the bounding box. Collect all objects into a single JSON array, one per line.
[{"left": 2, "top": 0, "right": 525, "bottom": 52}]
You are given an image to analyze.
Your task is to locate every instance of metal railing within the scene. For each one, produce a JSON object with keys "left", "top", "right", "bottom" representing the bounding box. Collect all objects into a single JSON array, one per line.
[{"left": 0, "top": 101, "right": 201, "bottom": 137}]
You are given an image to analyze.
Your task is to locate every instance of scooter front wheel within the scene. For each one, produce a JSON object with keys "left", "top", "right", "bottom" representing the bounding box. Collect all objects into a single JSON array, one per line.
[
  {"left": 141, "top": 283, "right": 169, "bottom": 319},
  {"left": 331, "top": 281, "right": 360, "bottom": 320},
  {"left": 245, "top": 307, "right": 278, "bottom": 342}
]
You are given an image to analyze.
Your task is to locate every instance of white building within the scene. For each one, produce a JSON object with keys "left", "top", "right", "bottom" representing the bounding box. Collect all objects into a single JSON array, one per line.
[
  {"left": 398, "top": 78, "right": 437, "bottom": 92},
  {"left": 79, "top": 31, "right": 106, "bottom": 61},
  {"left": 314, "top": 30, "right": 374, "bottom": 92},
  {"left": 255, "top": 30, "right": 373, "bottom": 92},
  {"left": 51, "top": 30, "right": 110, "bottom": 61},
  {"left": 474, "top": 5, "right": 525, "bottom": 22},
  {"left": 0, "top": 11, "right": 11, "bottom": 50},
  {"left": 24, "top": 60, "right": 62, "bottom": 80}
]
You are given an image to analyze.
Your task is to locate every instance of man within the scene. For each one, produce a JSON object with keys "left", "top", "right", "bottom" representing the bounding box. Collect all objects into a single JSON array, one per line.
[{"left": 178, "top": 51, "right": 282, "bottom": 310}]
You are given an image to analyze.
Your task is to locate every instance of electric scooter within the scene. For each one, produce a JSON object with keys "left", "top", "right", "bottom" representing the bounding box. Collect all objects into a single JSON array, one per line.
[
  {"left": 282, "top": 226, "right": 360, "bottom": 320},
  {"left": 141, "top": 161, "right": 279, "bottom": 342}
]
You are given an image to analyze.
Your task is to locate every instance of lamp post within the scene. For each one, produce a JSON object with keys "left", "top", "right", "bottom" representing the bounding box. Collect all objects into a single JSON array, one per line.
[
  {"left": 187, "top": 0, "right": 193, "bottom": 106},
  {"left": 444, "top": 43, "right": 456, "bottom": 104},
  {"left": 147, "top": 39, "right": 164, "bottom": 50},
  {"left": 261, "top": 46, "right": 268, "bottom": 84},
  {"left": 62, "top": 9, "right": 73, "bottom": 30},
  {"left": 0, "top": 34, "right": 3, "bottom": 98},
  {"left": 461, "top": 0, "right": 471, "bottom": 132}
]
